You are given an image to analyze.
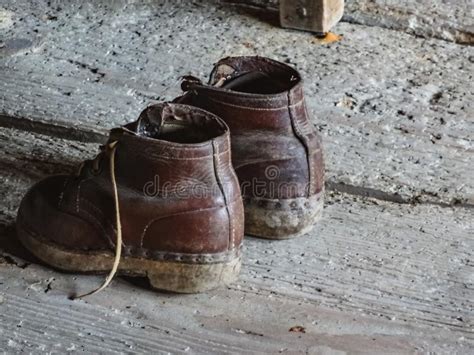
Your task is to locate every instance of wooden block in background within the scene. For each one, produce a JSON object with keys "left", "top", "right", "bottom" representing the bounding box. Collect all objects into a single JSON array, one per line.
[{"left": 280, "top": 0, "right": 344, "bottom": 34}]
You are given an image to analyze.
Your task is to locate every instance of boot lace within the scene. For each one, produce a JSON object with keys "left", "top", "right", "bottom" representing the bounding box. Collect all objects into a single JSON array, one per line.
[{"left": 72, "top": 141, "right": 122, "bottom": 299}]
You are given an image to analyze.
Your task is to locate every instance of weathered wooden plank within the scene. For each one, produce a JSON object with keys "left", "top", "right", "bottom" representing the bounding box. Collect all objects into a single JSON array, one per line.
[
  {"left": 225, "top": 0, "right": 474, "bottom": 44},
  {"left": 0, "top": 127, "right": 473, "bottom": 353},
  {"left": 1, "top": 1, "right": 473, "bottom": 207},
  {"left": 1, "top": 261, "right": 471, "bottom": 354}
]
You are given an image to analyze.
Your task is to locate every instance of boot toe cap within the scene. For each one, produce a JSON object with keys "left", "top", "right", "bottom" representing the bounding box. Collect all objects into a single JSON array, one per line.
[{"left": 17, "top": 175, "right": 108, "bottom": 251}]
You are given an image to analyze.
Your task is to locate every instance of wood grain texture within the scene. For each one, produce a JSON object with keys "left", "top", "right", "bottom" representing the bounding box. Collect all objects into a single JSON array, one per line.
[
  {"left": 224, "top": 0, "right": 474, "bottom": 44},
  {"left": 0, "top": 0, "right": 473, "bottom": 207},
  {"left": 0, "top": 127, "right": 473, "bottom": 353},
  {"left": 0, "top": 2, "right": 473, "bottom": 351}
]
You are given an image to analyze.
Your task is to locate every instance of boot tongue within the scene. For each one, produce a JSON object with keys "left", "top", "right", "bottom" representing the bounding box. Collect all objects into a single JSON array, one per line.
[
  {"left": 209, "top": 63, "right": 238, "bottom": 87},
  {"left": 124, "top": 105, "right": 166, "bottom": 138}
]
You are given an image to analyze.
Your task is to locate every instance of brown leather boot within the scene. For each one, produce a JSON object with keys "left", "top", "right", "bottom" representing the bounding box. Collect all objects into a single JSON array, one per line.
[
  {"left": 16, "top": 103, "right": 244, "bottom": 295},
  {"left": 175, "top": 56, "right": 324, "bottom": 239}
]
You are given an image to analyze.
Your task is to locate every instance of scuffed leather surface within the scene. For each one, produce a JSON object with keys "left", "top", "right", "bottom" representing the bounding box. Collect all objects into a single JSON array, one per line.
[
  {"left": 178, "top": 56, "right": 325, "bottom": 200},
  {"left": 17, "top": 104, "right": 244, "bottom": 258}
]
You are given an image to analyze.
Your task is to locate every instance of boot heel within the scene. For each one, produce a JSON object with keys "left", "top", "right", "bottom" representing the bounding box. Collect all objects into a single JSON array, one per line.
[
  {"left": 244, "top": 191, "right": 324, "bottom": 240},
  {"left": 147, "top": 257, "right": 241, "bottom": 294}
]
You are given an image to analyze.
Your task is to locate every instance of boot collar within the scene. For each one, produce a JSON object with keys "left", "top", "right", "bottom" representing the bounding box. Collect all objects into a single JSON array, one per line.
[
  {"left": 108, "top": 103, "right": 230, "bottom": 159},
  {"left": 180, "top": 56, "right": 305, "bottom": 109}
]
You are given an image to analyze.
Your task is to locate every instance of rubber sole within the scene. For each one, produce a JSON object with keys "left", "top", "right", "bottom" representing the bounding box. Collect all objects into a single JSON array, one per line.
[
  {"left": 17, "top": 223, "right": 241, "bottom": 294},
  {"left": 244, "top": 191, "right": 324, "bottom": 240}
]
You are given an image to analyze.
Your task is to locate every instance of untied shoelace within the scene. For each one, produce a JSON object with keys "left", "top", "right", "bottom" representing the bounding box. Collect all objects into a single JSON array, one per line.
[{"left": 72, "top": 141, "right": 122, "bottom": 299}]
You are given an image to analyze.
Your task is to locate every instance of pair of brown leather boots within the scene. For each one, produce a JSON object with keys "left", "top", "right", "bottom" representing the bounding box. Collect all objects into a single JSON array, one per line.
[{"left": 16, "top": 56, "right": 324, "bottom": 297}]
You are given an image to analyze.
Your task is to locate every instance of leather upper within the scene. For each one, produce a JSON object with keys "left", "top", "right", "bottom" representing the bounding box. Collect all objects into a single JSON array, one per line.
[
  {"left": 176, "top": 56, "right": 325, "bottom": 200},
  {"left": 17, "top": 103, "right": 244, "bottom": 260}
]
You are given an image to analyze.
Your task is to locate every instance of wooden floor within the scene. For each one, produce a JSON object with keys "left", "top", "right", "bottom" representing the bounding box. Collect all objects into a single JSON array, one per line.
[{"left": 0, "top": 0, "right": 473, "bottom": 353}]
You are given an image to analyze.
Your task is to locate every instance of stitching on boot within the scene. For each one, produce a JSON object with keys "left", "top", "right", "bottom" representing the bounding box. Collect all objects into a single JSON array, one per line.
[
  {"left": 207, "top": 96, "right": 304, "bottom": 111},
  {"left": 20, "top": 220, "right": 241, "bottom": 264},
  {"left": 287, "top": 92, "right": 310, "bottom": 197},
  {"left": 80, "top": 198, "right": 116, "bottom": 248},
  {"left": 212, "top": 140, "right": 233, "bottom": 251},
  {"left": 139, "top": 204, "right": 227, "bottom": 246}
]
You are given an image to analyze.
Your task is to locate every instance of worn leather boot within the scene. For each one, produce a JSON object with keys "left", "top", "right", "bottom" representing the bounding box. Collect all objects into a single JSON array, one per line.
[
  {"left": 176, "top": 56, "right": 324, "bottom": 239},
  {"left": 16, "top": 103, "right": 244, "bottom": 295}
]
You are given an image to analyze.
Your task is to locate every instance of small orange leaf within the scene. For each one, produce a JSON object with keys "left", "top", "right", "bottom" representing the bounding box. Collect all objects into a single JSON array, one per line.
[{"left": 312, "top": 32, "right": 343, "bottom": 45}]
